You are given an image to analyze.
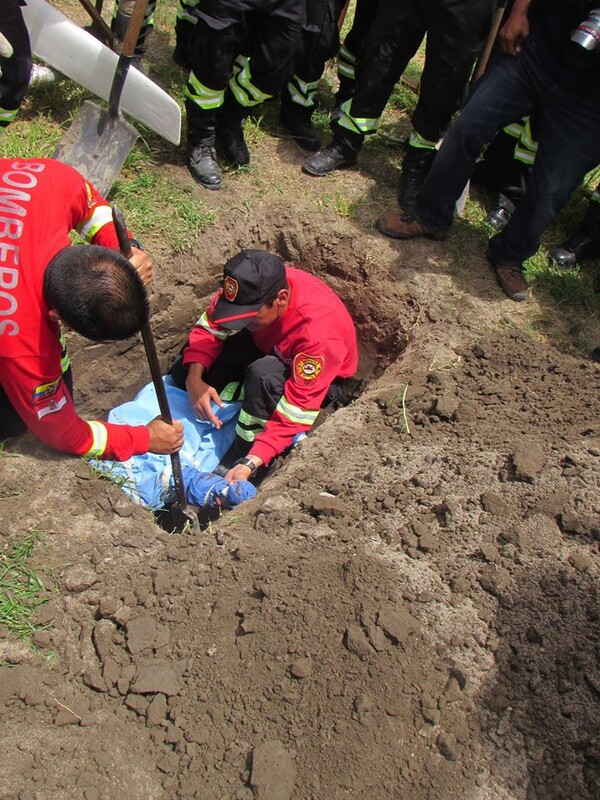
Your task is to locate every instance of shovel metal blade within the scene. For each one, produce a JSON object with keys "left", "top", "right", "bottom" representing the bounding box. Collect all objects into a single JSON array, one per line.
[{"left": 53, "top": 100, "right": 139, "bottom": 196}]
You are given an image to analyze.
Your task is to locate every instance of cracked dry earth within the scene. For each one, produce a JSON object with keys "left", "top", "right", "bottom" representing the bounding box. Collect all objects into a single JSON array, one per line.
[{"left": 1, "top": 119, "right": 600, "bottom": 800}]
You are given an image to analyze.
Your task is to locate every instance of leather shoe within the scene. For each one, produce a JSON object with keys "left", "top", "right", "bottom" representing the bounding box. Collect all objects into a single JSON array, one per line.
[
  {"left": 302, "top": 142, "right": 357, "bottom": 176},
  {"left": 188, "top": 145, "right": 222, "bottom": 190},
  {"left": 376, "top": 208, "right": 448, "bottom": 240},
  {"left": 218, "top": 126, "right": 250, "bottom": 167},
  {"left": 486, "top": 250, "right": 528, "bottom": 301}
]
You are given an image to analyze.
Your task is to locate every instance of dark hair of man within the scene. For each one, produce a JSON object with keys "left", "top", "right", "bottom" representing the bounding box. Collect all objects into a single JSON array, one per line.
[
  {"left": 43, "top": 245, "right": 150, "bottom": 341},
  {"left": 264, "top": 280, "right": 289, "bottom": 308}
]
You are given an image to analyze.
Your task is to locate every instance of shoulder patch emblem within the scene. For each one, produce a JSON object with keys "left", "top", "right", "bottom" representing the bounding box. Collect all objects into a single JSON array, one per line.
[
  {"left": 224, "top": 276, "right": 239, "bottom": 302},
  {"left": 293, "top": 353, "right": 325, "bottom": 383},
  {"left": 85, "top": 182, "right": 94, "bottom": 207}
]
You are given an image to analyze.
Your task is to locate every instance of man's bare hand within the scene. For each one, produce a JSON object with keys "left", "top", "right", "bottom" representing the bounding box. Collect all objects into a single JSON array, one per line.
[
  {"left": 130, "top": 246, "right": 153, "bottom": 286},
  {"left": 225, "top": 456, "right": 263, "bottom": 484},
  {"left": 186, "top": 363, "right": 223, "bottom": 428},
  {"left": 147, "top": 417, "right": 184, "bottom": 454},
  {"left": 499, "top": 0, "right": 530, "bottom": 56}
]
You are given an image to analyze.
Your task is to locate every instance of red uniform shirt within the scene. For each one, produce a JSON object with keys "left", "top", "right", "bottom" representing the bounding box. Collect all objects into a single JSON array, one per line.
[
  {"left": 0, "top": 158, "right": 149, "bottom": 460},
  {"left": 183, "top": 266, "right": 358, "bottom": 465}
]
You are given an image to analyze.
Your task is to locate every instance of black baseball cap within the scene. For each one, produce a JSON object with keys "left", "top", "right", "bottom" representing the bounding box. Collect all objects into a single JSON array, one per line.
[{"left": 211, "top": 249, "right": 287, "bottom": 330}]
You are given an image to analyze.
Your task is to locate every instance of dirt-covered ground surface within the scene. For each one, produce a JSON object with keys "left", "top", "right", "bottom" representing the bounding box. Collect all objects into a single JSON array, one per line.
[{"left": 2, "top": 19, "right": 600, "bottom": 800}]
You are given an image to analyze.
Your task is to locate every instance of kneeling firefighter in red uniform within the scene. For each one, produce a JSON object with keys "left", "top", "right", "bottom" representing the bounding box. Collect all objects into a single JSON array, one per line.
[{"left": 171, "top": 249, "right": 358, "bottom": 484}]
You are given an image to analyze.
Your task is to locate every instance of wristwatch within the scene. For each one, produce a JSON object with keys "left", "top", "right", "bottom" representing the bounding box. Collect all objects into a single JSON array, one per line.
[{"left": 234, "top": 457, "right": 258, "bottom": 479}]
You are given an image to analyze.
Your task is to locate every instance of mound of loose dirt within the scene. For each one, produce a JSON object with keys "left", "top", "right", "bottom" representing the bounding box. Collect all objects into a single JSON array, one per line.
[{"left": 1, "top": 101, "right": 600, "bottom": 800}]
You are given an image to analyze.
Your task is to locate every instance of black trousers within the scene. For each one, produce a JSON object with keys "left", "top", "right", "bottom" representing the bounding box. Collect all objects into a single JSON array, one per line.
[
  {"left": 185, "top": 0, "right": 306, "bottom": 144},
  {"left": 0, "top": 0, "right": 31, "bottom": 128},
  {"left": 333, "top": 0, "right": 494, "bottom": 151},
  {"left": 171, "top": 332, "right": 344, "bottom": 432},
  {"left": 0, "top": 368, "right": 74, "bottom": 441},
  {"left": 286, "top": 0, "right": 345, "bottom": 87}
]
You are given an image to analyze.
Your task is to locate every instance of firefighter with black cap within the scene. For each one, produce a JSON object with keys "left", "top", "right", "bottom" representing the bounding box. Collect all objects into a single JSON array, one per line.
[{"left": 170, "top": 249, "right": 358, "bottom": 483}]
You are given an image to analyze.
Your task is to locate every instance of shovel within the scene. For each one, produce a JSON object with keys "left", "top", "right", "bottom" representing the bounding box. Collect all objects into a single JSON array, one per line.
[
  {"left": 53, "top": 0, "right": 149, "bottom": 197},
  {"left": 112, "top": 205, "right": 199, "bottom": 533}
]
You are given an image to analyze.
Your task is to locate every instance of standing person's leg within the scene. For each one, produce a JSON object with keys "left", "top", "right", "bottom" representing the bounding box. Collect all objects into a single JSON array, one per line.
[
  {"left": 184, "top": 1, "right": 249, "bottom": 188},
  {"left": 398, "top": 0, "right": 495, "bottom": 210},
  {"left": 0, "top": 0, "right": 31, "bottom": 130},
  {"left": 488, "top": 89, "right": 600, "bottom": 273},
  {"left": 303, "top": 0, "right": 423, "bottom": 176},
  {"left": 376, "top": 49, "right": 543, "bottom": 238},
  {"left": 335, "top": 0, "right": 380, "bottom": 106},
  {"left": 174, "top": 0, "right": 200, "bottom": 69},
  {"left": 112, "top": 0, "right": 158, "bottom": 64},
  {"left": 280, "top": 0, "right": 345, "bottom": 152},
  {"left": 217, "top": 0, "right": 305, "bottom": 164}
]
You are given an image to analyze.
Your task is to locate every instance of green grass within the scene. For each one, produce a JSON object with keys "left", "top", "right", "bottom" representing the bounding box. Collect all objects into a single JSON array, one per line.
[
  {"left": 0, "top": 532, "right": 49, "bottom": 641},
  {"left": 85, "top": 458, "right": 134, "bottom": 491},
  {"left": 110, "top": 171, "right": 218, "bottom": 252}
]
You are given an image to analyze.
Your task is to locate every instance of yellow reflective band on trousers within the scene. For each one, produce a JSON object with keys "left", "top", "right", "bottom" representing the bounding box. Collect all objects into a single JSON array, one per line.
[
  {"left": 176, "top": 0, "right": 199, "bottom": 23},
  {"left": 234, "top": 409, "right": 267, "bottom": 442},
  {"left": 77, "top": 205, "right": 114, "bottom": 241},
  {"left": 514, "top": 145, "right": 535, "bottom": 165},
  {"left": 337, "top": 44, "right": 356, "bottom": 79},
  {"left": 185, "top": 73, "right": 225, "bottom": 110},
  {"left": 229, "top": 62, "right": 271, "bottom": 108},
  {"left": 60, "top": 332, "right": 71, "bottom": 374},
  {"left": 519, "top": 118, "right": 538, "bottom": 154},
  {"left": 408, "top": 130, "right": 437, "bottom": 150},
  {"left": 196, "top": 311, "right": 231, "bottom": 341},
  {"left": 276, "top": 396, "right": 318, "bottom": 426},
  {"left": 504, "top": 121, "right": 525, "bottom": 139},
  {"left": 221, "top": 381, "right": 242, "bottom": 402},
  {"left": 0, "top": 108, "right": 18, "bottom": 124},
  {"left": 337, "top": 99, "right": 380, "bottom": 136},
  {"left": 84, "top": 421, "right": 109, "bottom": 458},
  {"left": 288, "top": 76, "right": 319, "bottom": 106}
]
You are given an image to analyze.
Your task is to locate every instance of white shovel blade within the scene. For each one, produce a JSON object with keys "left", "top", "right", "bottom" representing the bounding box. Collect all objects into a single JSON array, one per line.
[{"left": 22, "top": 0, "right": 181, "bottom": 145}]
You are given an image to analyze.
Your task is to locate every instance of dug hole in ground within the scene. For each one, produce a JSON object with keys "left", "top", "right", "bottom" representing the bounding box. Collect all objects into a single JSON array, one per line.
[{"left": 1, "top": 93, "right": 600, "bottom": 800}]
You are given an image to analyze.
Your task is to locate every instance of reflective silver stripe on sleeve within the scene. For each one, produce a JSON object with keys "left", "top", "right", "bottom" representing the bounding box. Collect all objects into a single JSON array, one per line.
[
  {"left": 77, "top": 205, "right": 114, "bottom": 241},
  {"left": 84, "top": 420, "right": 109, "bottom": 458},
  {"left": 275, "top": 396, "right": 319, "bottom": 426}
]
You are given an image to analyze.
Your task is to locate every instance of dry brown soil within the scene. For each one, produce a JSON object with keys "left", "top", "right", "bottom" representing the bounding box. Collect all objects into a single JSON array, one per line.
[{"left": 1, "top": 35, "right": 600, "bottom": 800}]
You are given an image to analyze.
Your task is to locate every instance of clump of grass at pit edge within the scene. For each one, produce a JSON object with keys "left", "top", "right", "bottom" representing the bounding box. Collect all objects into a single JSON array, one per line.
[
  {"left": 110, "top": 170, "right": 218, "bottom": 253},
  {"left": 0, "top": 531, "right": 49, "bottom": 642}
]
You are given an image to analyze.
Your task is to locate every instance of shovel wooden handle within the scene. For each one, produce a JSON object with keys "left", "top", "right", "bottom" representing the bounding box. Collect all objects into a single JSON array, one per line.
[
  {"left": 108, "top": 0, "right": 149, "bottom": 118},
  {"left": 111, "top": 205, "right": 190, "bottom": 518}
]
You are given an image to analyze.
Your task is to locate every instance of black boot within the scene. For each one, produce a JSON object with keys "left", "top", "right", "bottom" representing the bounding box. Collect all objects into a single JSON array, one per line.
[
  {"left": 188, "top": 143, "right": 222, "bottom": 190},
  {"left": 485, "top": 193, "right": 516, "bottom": 230},
  {"left": 218, "top": 91, "right": 250, "bottom": 167},
  {"left": 302, "top": 137, "right": 358, "bottom": 176},
  {"left": 550, "top": 231, "right": 600, "bottom": 271},
  {"left": 397, "top": 146, "right": 437, "bottom": 211},
  {"left": 280, "top": 91, "right": 321, "bottom": 151}
]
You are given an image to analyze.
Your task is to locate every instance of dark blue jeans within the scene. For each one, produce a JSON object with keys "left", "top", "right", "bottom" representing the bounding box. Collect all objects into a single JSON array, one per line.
[{"left": 415, "top": 34, "right": 600, "bottom": 267}]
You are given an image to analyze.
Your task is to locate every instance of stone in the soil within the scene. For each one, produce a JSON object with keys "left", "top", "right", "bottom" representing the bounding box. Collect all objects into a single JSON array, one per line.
[
  {"left": 511, "top": 443, "right": 545, "bottom": 482},
  {"left": 146, "top": 693, "right": 168, "bottom": 726},
  {"left": 344, "top": 625, "right": 376, "bottom": 659},
  {"left": 377, "top": 604, "right": 420, "bottom": 644},
  {"left": 481, "top": 491, "right": 511, "bottom": 516},
  {"left": 63, "top": 565, "right": 98, "bottom": 593},
  {"left": 126, "top": 616, "right": 158, "bottom": 655},
  {"left": 130, "top": 658, "right": 180, "bottom": 696},
  {"left": 0, "top": 641, "right": 35, "bottom": 665},
  {"left": 289, "top": 657, "right": 313, "bottom": 679},
  {"left": 251, "top": 740, "right": 296, "bottom": 800}
]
